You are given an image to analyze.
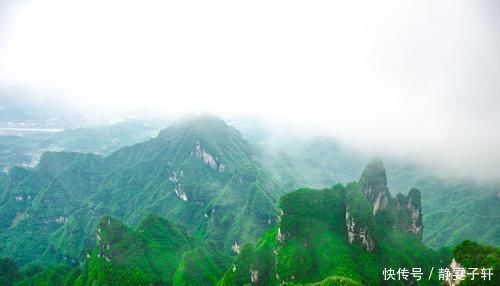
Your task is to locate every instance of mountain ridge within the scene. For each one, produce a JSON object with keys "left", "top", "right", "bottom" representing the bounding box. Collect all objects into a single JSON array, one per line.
[{"left": 0, "top": 115, "right": 282, "bottom": 266}]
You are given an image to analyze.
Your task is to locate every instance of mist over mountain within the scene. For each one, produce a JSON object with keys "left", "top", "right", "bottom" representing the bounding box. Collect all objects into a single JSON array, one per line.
[
  {"left": 1, "top": 0, "right": 500, "bottom": 182},
  {"left": 0, "top": 1, "right": 499, "bottom": 285}
]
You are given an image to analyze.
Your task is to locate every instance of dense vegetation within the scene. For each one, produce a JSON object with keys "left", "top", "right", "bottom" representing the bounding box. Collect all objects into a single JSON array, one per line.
[
  {"left": 452, "top": 240, "right": 499, "bottom": 285},
  {"left": 0, "top": 115, "right": 281, "bottom": 267},
  {"left": 0, "top": 115, "right": 497, "bottom": 285}
]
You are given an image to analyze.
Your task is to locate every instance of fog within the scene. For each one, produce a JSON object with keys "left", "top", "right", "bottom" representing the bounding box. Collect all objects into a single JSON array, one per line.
[{"left": 0, "top": 1, "right": 499, "bottom": 181}]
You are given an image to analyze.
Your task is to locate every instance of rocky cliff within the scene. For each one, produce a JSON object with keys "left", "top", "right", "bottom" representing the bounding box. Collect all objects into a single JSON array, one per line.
[
  {"left": 358, "top": 158, "right": 424, "bottom": 241},
  {"left": 359, "top": 157, "right": 391, "bottom": 215}
]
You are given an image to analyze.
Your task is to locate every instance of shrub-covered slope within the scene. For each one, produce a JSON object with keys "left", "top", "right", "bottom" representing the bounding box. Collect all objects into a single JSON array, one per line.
[{"left": 73, "top": 215, "right": 218, "bottom": 286}]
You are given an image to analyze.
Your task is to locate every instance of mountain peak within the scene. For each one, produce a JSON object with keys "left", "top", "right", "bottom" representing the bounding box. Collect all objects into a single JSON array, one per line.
[
  {"left": 155, "top": 114, "right": 252, "bottom": 171},
  {"left": 396, "top": 188, "right": 423, "bottom": 239},
  {"left": 95, "top": 216, "right": 132, "bottom": 246},
  {"left": 137, "top": 214, "right": 191, "bottom": 246},
  {"left": 159, "top": 114, "right": 231, "bottom": 136},
  {"left": 359, "top": 157, "right": 387, "bottom": 188},
  {"left": 358, "top": 157, "right": 390, "bottom": 215}
]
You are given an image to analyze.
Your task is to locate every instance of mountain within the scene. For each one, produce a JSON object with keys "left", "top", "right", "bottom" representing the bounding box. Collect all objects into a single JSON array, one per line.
[
  {"left": 6, "top": 160, "right": 450, "bottom": 285},
  {"left": 0, "top": 115, "right": 497, "bottom": 285},
  {"left": 0, "top": 115, "right": 282, "bottom": 266},
  {"left": 252, "top": 137, "right": 500, "bottom": 248},
  {"left": 217, "top": 160, "right": 450, "bottom": 285},
  {"left": 37, "top": 119, "right": 165, "bottom": 155},
  {"left": 1, "top": 156, "right": 495, "bottom": 285}
]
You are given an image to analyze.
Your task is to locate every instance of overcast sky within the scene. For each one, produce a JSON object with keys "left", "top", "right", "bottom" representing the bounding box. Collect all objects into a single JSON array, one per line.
[{"left": 0, "top": 0, "right": 499, "bottom": 181}]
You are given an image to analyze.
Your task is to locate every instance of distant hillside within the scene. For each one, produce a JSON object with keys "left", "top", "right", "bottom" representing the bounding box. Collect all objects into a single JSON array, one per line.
[{"left": 0, "top": 119, "right": 165, "bottom": 171}]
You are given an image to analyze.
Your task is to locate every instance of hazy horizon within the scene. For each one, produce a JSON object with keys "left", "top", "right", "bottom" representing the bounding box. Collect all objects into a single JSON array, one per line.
[{"left": 1, "top": 0, "right": 499, "bottom": 181}]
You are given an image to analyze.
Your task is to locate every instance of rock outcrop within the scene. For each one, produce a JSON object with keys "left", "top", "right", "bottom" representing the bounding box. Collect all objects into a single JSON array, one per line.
[
  {"left": 344, "top": 182, "right": 376, "bottom": 251},
  {"left": 358, "top": 158, "right": 424, "bottom": 240},
  {"left": 359, "top": 158, "right": 391, "bottom": 215},
  {"left": 395, "top": 188, "right": 423, "bottom": 239},
  {"left": 345, "top": 205, "right": 375, "bottom": 251}
]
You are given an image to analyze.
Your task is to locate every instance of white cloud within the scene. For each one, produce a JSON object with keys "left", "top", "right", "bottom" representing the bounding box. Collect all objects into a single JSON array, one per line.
[{"left": 0, "top": 0, "right": 499, "bottom": 180}]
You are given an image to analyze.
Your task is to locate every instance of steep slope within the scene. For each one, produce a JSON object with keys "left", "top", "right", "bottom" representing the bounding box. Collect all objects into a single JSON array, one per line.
[
  {"left": 0, "top": 115, "right": 282, "bottom": 266},
  {"left": 218, "top": 160, "right": 450, "bottom": 285}
]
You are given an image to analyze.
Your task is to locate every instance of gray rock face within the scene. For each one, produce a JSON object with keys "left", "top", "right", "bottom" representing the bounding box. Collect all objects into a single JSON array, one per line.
[
  {"left": 359, "top": 158, "right": 424, "bottom": 240},
  {"left": 250, "top": 268, "right": 259, "bottom": 284},
  {"left": 407, "top": 189, "right": 423, "bottom": 239},
  {"left": 345, "top": 206, "right": 375, "bottom": 252}
]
